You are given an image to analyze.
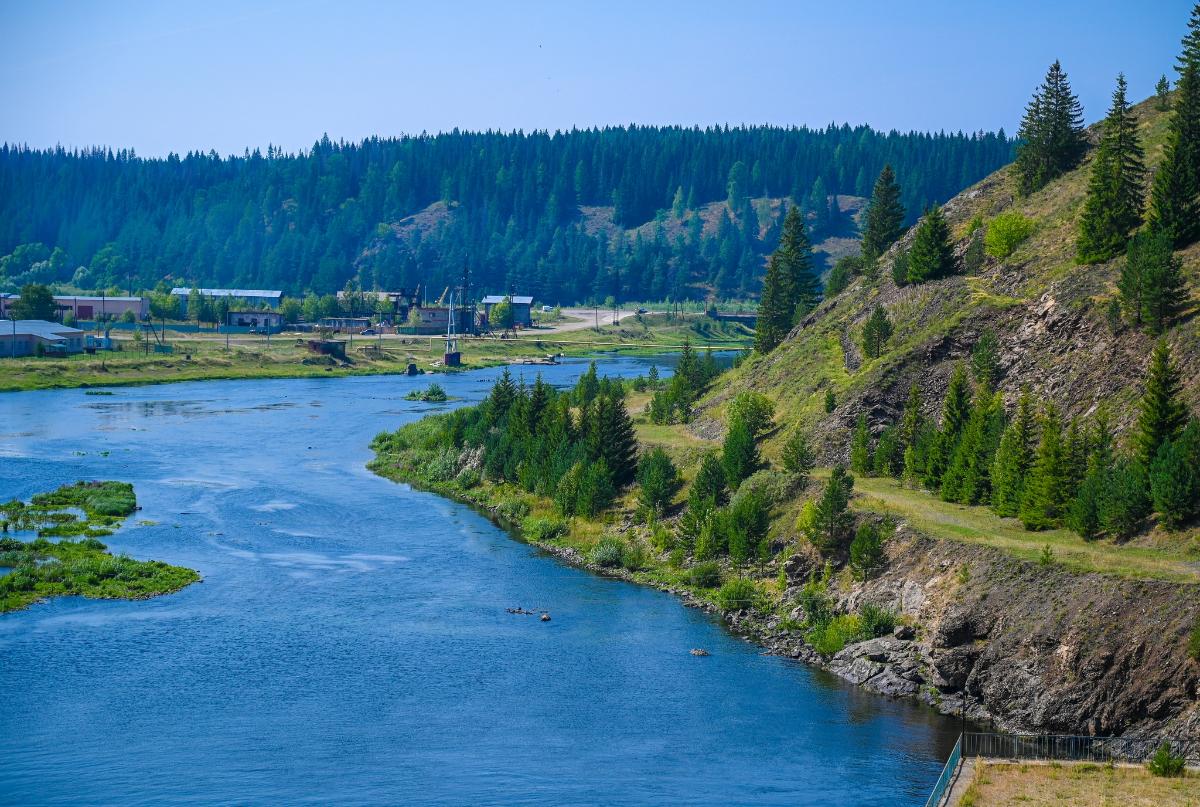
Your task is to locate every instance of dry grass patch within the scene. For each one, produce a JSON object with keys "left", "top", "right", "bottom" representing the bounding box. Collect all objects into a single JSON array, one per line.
[{"left": 956, "top": 759, "right": 1199, "bottom": 807}]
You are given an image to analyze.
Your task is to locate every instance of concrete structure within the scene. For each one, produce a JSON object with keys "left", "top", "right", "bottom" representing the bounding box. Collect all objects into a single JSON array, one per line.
[
  {"left": 0, "top": 294, "right": 148, "bottom": 321},
  {"left": 170, "top": 288, "right": 283, "bottom": 309},
  {"left": 481, "top": 295, "right": 533, "bottom": 327},
  {"left": 0, "top": 320, "right": 86, "bottom": 357},
  {"left": 225, "top": 310, "right": 284, "bottom": 333}
]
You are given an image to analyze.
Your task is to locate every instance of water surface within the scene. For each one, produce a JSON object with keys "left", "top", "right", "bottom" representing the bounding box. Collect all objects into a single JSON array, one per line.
[{"left": 0, "top": 360, "right": 959, "bottom": 805}]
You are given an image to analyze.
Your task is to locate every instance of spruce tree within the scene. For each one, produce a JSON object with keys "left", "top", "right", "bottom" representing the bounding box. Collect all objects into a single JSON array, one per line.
[
  {"left": 906, "top": 205, "right": 957, "bottom": 283},
  {"left": 1076, "top": 74, "right": 1145, "bottom": 264},
  {"left": 722, "top": 414, "right": 760, "bottom": 489},
  {"left": 943, "top": 388, "right": 1005, "bottom": 505},
  {"left": 1149, "top": 428, "right": 1200, "bottom": 529},
  {"left": 897, "top": 382, "right": 924, "bottom": 459},
  {"left": 850, "top": 413, "right": 872, "bottom": 474},
  {"left": 1149, "top": 4, "right": 1200, "bottom": 246},
  {"left": 1020, "top": 403, "right": 1069, "bottom": 530},
  {"left": 860, "top": 305, "right": 893, "bottom": 359},
  {"left": 1157, "top": 74, "right": 1172, "bottom": 111},
  {"left": 755, "top": 254, "right": 792, "bottom": 354},
  {"left": 991, "top": 388, "right": 1036, "bottom": 517},
  {"left": 777, "top": 205, "right": 821, "bottom": 320},
  {"left": 1135, "top": 339, "right": 1188, "bottom": 466},
  {"left": 693, "top": 451, "right": 728, "bottom": 505},
  {"left": 812, "top": 466, "right": 855, "bottom": 553},
  {"left": 1015, "top": 60, "right": 1088, "bottom": 195},
  {"left": 1137, "top": 231, "right": 1187, "bottom": 335},
  {"left": 861, "top": 165, "right": 906, "bottom": 261}
]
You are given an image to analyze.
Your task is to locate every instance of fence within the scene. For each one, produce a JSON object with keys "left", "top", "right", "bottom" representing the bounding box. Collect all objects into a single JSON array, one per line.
[
  {"left": 923, "top": 734, "right": 961, "bottom": 807},
  {"left": 962, "top": 731, "right": 1199, "bottom": 765}
]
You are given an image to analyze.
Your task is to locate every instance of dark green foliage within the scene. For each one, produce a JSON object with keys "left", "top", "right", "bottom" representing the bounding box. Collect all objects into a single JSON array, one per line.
[
  {"left": 1150, "top": 420, "right": 1200, "bottom": 529},
  {"left": 1156, "top": 74, "right": 1172, "bottom": 111},
  {"left": 692, "top": 452, "right": 728, "bottom": 505},
  {"left": 637, "top": 447, "right": 680, "bottom": 517},
  {"left": 755, "top": 206, "right": 817, "bottom": 353},
  {"left": 961, "top": 232, "right": 985, "bottom": 274},
  {"left": 850, "top": 414, "right": 872, "bottom": 474},
  {"left": 861, "top": 164, "right": 906, "bottom": 261},
  {"left": 860, "top": 305, "right": 893, "bottom": 359},
  {"left": 811, "top": 466, "right": 855, "bottom": 553},
  {"left": 1135, "top": 339, "right": 1188, "bottom": 466},
  {"left": 722, "top": 415, "right": 761, "bottom": 489},
  {"left": 727, "top": 391, "right": 775, "bottom": 437},
  {"left": 1120, "top": 230, "right": 1186, "bottom": 334},
  {"left": 1076, "top": 74, "right": 1145, "bottom": 264},
  {"left": 860, "top": 604, "right": 897, "bottom": 637},
  {"left": 823, "top": 388, "right": 836, "bottom": 413},
  {"left": 574, "top": 361, "right": 600, "bottom": 406},
  {"left": 1149, "top": 5, "right": 1200, "bottom": 247},
  {"left": 727, "top": 487, "right": 771, "bottom": 564},
  {"left": 872, "top": 426, "right": 902, "bottom": 477},
  {"left": 1019, "top": 403, "right": 1069, "bottom": 530},
  {"left": 780, "top": 429, "right": 816, "bottom": 481},
  {"left": 687, "top": 560, "right": 722, "bottom": 588},
  {"left": 970, "top": 330, "right": 1000, "bottom": 387},
  {"left": 650, "top": 338, "right": 713, "bottom": 424},
  {"left": 906, "top": 205, "right": 957, "bottom": 283},
  {"left": 849, "top": 522, "right": 885, "bottom": 578},
  {"left": 10, "top": 282, "right": 57, "bottom": 320},
  {"left": 0, "top": 125, "right": 1014, "bottom": 299},
  {"left": 716, "top": 577, "right": 760, "bottom": 611},
  {"left": 824, "top": 255, "right": 862, "bottom": 297},
  {"left": 890, "top": 250, "right": 910, "bottom": 286},
  {"left": 1147, "top": 743, "right": 1186, "bottom": 777},
  {"left": 1189, "top": 618, "right": 1200, "bottom": 661},
  {"left": 590, "top": 390, "right": 639, "bottom": 487},
  {"left": 941, "top": 387, "right": 1005, "bottom": 506},
  {"left": 1015, "top": 60, "right": 1088, "bottom": 195},
  {"left": 1097, "top": 458, "right": 1152, "bottom": 540}
]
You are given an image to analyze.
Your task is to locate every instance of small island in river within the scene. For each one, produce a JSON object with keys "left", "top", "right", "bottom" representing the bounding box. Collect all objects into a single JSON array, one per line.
[{"left": 0, "top": 481, "right": 200, "bottom": 613}]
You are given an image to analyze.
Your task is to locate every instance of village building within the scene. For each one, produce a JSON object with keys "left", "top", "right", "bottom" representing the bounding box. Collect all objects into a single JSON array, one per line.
[
  {"left": 319, "top": 316, "right": 373, "bottom": 332},
  {"left": 481, "top": 295, "right": 533, "bottom": 327},
  {"left": 170, "top": 288, "right": 283, "bottom": 310},
  {"left": 0, "top": 320, "right": 86, "bottom": 357},
  {"left": 0, "top": 293, "right": 148, "bottom": 321},
  {"left": 225, "top": 310, "right": 284, "bottom": 333}
]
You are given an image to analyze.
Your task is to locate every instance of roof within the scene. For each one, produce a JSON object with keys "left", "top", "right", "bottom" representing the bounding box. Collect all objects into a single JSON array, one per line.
[
  {"left": 52, "top": 295, "right": 144, "bottom": 303},
  {"left": 170, "top": 288, "right": 282, "bottom": 299},
  {"left": 481, "top": 295, "right": 533, "bottom": 305},
  {"left": 4, "top": 320, "right": 85, "bottom": 340}
]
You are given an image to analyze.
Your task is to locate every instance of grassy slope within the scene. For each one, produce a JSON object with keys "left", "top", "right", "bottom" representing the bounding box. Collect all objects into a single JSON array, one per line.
[
  {"left": 955, "top": 760, "right": 1197, "bottom": 807},
  {"left": 0, "top": 314, "right": 752, "bottom": 393}
]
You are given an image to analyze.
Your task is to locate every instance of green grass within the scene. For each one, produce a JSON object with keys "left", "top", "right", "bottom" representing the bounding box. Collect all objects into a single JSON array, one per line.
[
  {"left": 845, "top": 473, "right": 1200, "bottom": 583},
  {"left": 0, "top": 482, "right": 200, "bottom": 613}
]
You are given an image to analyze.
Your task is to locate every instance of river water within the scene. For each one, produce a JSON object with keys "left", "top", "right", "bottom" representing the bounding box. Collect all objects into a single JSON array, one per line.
[{"left": 0, "top": 359, "right": 960, "bottom": 806}]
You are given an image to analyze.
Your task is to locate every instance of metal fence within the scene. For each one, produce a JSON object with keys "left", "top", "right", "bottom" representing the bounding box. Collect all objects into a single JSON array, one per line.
[
  {"left": 962, "top": 731, "right": 1199, "bottom": 765},
  {"left": 923, "top": 734, "right": 961, "bottom": 807}
]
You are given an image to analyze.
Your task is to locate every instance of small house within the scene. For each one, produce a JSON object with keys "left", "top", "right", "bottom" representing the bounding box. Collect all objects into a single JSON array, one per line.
[
  {"left": 225, "top": 310, "right": 284, "bottom": 333},
  {"left": 481, "top": 295, "right": 533, "bottom": 328},
  {"left": 0, "top": 320, "right": 86, "bottom": 357}
]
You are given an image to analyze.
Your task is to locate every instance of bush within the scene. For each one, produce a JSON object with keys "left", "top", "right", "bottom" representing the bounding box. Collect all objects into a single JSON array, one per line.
[
  {"left": 454, "top": 467, "right": 481, "bottom": 489},
  {"left": 521, "top": 516, "right": 567, "bottom": 543},
  {"left": 620, "top": 539, "right": 648, "bottom": 571},
  {"left": 733, "top": 469, "right": 799, "bottom": 508},
  {"left": 637, "top": 447, "right": 680, "bottom": 516},
  {"left": 808, "top": 614, "right": 864, "bottom": 656},
  {"left": 860, "top": 604, "right": 896, "bottom": 637},
  {"left": 728, "top": 391, "right": 775, "bottom": 437},
  {"left": 716, "top": 577, "right": 760, "bottom": 611},
  {"left": 984, "top": 211, "right": 1035, "bottom": 259},
  {"left": 1147, "top": 742, "right": 1185, "bottom": 777},
  {"left": 1189, "top": 619, "right": 1200, "bottom": 662},
  {"left": 849, "top": 522, "right": 885, "bottom": 578},
  {"left": 497, "top": 497, "right": 530, "bottom": 524},
  {"left": 590, "top": 536, "right": 625, "bottom": 568},
  {"left": 781, "top": 430, "right": 815, "bottom": 480},
  {"left": 687, "top": 560, "right": 722, "bottom": 588},
  {"left": 425, "top": 446, "right": 459, "bottom": 482}
]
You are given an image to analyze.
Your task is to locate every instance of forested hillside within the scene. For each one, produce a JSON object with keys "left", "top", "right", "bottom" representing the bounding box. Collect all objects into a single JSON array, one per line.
[{"left": 0, "top": 125, "right": 1012, "bottom": 302}]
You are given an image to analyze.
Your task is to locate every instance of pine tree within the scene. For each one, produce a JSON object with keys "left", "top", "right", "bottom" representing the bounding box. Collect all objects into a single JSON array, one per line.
[
  {"left": 780, "top": 429, "right": 816, "bottom": 480},
  {"left": 1076, "top": 74, "right": 1145, "bottom": 264},
  {"left": 693, "top": 451, "right": 728, "bottom": 505},
  {"left": 991, "top": 388, "right": 1036, "bottom": 517},
  {"left": 860, "top": 305, "right": 894, "bottom": 359},
  {"left": 1138, "top": 231, "right": 1188, "bottom": 335},
  {"left": 1150, "top": 427, "right": 1200, "bottom": 529},
  {"left": 1020, "top": 403, "right": 1069, "bottom": 530},
  {"left": 923, "top": 364, "right": 972, "bottom": 491},
  {"left": 591, "top": 390, "right": 638, "bottom": 486},
  {"left": 638, "top": 447, "right": 680, "bottom": 517},
  {"left": 897, "top": 382, "right": 924, "bottom": 457},
  {"left": 812, "top": 466, "right": 855, "bottom": 553},
  {"left": 1149, "top": 4, "right": 1200, "bottom": 246},
  {"left": 861, "top": 165, "right": 906, "bottom": 261},
  {"left": 754, "top": 254, "right": 792, "bottom": 354},
  {"left": 1135, "top": 339, "right": 1188, "bottom": 466},
  {"left": 1157, "top": 74, "right": 1172, "bottom": 111},
  {"left": 1015, "top": 60, "right": 1088, "bottom": 195},
  {"left": 722, "top": 414, "right": 760, "bottom": 489},
  {"left": 906, "top": 205, "right": 957, "bottom": 283},
  {"left": 943, "top": 387, "right": 1004, "bottom": 505},
  {"left": 850, "top": 413, "right": 872, "bottom": 474},
  {"left": 777, "top": 205, "right": 821, "bottom": 320}
]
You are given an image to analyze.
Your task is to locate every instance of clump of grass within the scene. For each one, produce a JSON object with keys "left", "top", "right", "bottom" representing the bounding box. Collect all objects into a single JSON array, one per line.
[
  {"left": 521, "top": 516, "right": 566, "bottom": 543},
  {"left": 404, "top": 383, "right": 449, "bottom": 402},
  {"left": 1147, "top": 742, "right": 1185, "bottom": 777},
  {"left": 686, "top": 560, "right": 722, "bottom": 588},
  {"left": 1189, "top": 619, "right": 1200, "bottom": 662},
  {"left": 590, "top": 536, "right": 625, "bottom": 568},
  {"left": 716, "top": 577, "right": 760, "bottom": 611}
]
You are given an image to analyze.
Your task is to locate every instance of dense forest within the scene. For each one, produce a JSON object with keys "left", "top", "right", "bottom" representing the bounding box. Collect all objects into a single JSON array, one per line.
[{"left": 0, "top": 125, "right": 1012, "bottom": 303}]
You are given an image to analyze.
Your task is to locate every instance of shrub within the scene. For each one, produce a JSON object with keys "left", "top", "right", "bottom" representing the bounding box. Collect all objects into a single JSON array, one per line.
[
  {"left": 733, "top": 469, "right": 799, "bottom": 508},
  {"left": 781, "top": 430, "right": 816, "bottom": 481},
  {"left": 808, "top": 614, "right": 864, "bottom": 656},
  {"left": 860, "top": 604, "right": 896, "bottom": 637},
  {"left": 824, "top": 388, "right": 836, "bottom": 413},
  {"left": 590, "top": 536, "right": 625, "bottom": 568},
  {"left": 728, "top": 391, "right": 775, "bottom": 437},
  {"left": 637, "top": 447, "right": 680, "bottom": 516},
  {"left": 1147, "top": 742, "right": 1185, "bottom": 777},
  {"left": 1189, "top": 619, "right": 1200, "bottom": 662},
  {"left": 497, "top": 497, "right": 530, "bottom": 524},
  {"left": 454, "top": 467, "right": 481, "bottom": 489},
  {"left": 716, "top": 577, "right": 760, "bottom": 611},
  {"left": 984, "top": 211, "right": 1035, "bottom": 259},
  {"left": 424, "top": 446, "right": 459, "bottom": 483},
  {"left": 849, "top": 522, "right": 885, "bottom": 578},
  {"left": 521, "top": 516, "right": 567, "bottom": 543},
  {"left": 687, "top": 560, "right": 722, "bottom": 588},
  {"left": 620, "top": 539, "right": 648, "bottom": 571}
]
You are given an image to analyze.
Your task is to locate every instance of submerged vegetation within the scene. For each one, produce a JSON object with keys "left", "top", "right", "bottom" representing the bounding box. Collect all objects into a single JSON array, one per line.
[{"left": 0, "top": 481, "right": 199, "bottom": 613}]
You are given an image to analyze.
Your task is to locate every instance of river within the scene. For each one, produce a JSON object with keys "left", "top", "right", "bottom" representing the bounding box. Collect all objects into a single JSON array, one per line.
[{"left": 0, "top": 358, "right": 960, "bottom": 806}]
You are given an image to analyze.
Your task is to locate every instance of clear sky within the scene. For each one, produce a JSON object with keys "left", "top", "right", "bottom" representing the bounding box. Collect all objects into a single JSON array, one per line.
[{"left": 1, "top": 0, "right": 1192, "bottom": 157}]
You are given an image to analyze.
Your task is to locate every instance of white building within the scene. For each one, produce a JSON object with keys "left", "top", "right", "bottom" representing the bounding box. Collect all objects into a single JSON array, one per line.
[{"left": 0, "top": 320, "right": 86, "bottom": 357}]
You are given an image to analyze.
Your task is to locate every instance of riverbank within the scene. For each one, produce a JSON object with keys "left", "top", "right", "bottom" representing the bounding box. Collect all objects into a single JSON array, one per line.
[
  {"left": 369, "top": 403, "right": 1200, "bottom": 754},
  {"left": 0, "top": 313, "right": 753, "bottom": 393}
]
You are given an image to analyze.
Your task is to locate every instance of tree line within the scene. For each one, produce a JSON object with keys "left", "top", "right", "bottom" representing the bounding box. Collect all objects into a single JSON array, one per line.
[{"left": 0, "top": 124, "right": 1013, "bottom": 304}]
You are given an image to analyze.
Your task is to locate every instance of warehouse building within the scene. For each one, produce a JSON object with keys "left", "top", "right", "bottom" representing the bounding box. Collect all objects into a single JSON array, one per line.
[{"left": 0, "top": 320, "right": 86, "bottom": 357}]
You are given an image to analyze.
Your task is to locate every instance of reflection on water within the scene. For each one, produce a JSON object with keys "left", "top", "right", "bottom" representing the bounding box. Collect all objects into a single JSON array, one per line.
[{"left": 0, "top": 361, "right": 959, "bottom": 806}]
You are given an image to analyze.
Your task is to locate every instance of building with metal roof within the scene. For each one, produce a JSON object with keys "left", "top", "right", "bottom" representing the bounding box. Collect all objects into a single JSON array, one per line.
[
  {"left": 170, "top": 288, "right": 283, "bottom": 308},
  {"left": 480, "top": 295, "right": 533, "bottom": 328},
  {"left": 0, "top": 320, "right": 85, "bottom": 357}
]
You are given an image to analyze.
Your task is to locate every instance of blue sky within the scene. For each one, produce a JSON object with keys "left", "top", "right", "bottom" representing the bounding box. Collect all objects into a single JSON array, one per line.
[{"left": 1, "top": 0, "right": 1192, "bottom": 156}]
